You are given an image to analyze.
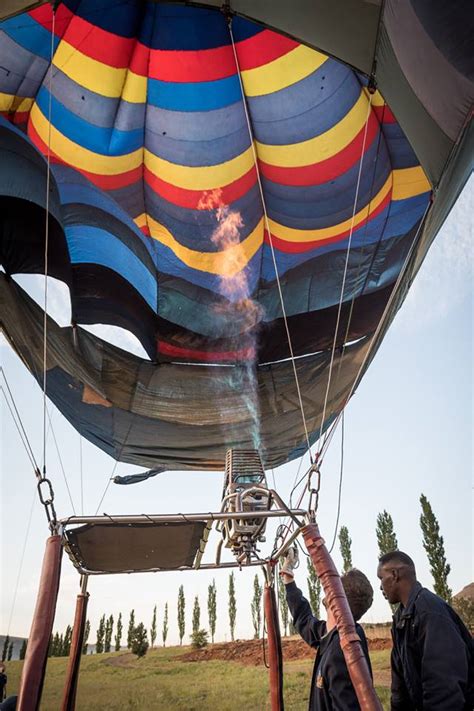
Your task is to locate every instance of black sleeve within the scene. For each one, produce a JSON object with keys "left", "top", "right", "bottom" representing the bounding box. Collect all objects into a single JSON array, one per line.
[
  {"left": 390, "top": 633, "right": 413, "bottom": 711},
  {"left": 285, "top": 581, "right": 327, "bottom": 648},
  {"left": 418, "top": 611, "right": 471, "bottom": 710}
]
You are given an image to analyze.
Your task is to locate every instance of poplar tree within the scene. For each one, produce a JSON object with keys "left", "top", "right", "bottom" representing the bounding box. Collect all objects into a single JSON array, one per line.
[
  {"left": 7, "top": 642, "right": 13, "bottom": 661},
  {"left": 58, "top": 634, "right": 64, "bottom": 657},
  {"left": 376, "top": 509, "right": 399, "bottom": 611},
  {"left": 114, "top": 613, "right": 122, "bottom": 652},
  {"left": 96, "top": 615, "right": 105, "bottom": 654},
  {"left": 339, "top": 525, "right": 353, "bottom": 573},
  {"left": 127, "top": 609, "right": 135, "bottom": 649},
  {"left": 63, "top": 625, "right": 72, "bottom": 656},
  {"left": 228, "top": 572, "right": 237, "bottom": 641},
  {"left": 150, "top": 606, "right": 157, "bottom": 648},
  {"left": 19, "top": 639, "right": 28, "bottom": 660},
  {"left": 52, "top": 632, "right": 60, "bottom": 657},
  {"left": 420, "top": 494, "right": 452, "bottom": 602},
  {"left": 376, "top": 510, "right": 399, "bottom": 557},
  {"left": 104, "top": 615, "right": 114, "bottom": 653},
  {"left": 177, "top": 585, "right": 185, "bottom": 645},
  {"left": 162, "top": 603, "right": 169, "bottom": 647},
  {"left": 192, "top": 596, "right": 201, "bottom": 635},
  {"left": 1, "top": 635, "right": 9, "bottom": 662},
  {"left": 278, "top": 574, "right": 289, "bottom": 635},
  {"left": 307, "top": 557, "right": 321, "bottom": 618},
  {"left": 207, "top": 579, "right": 217, "bottom": 643},
  {"left": 251, "top": 574, "right": 263, "bottom": 639},
  {"left": 83, "top": 620, "right": 91, "bottom": 655}
]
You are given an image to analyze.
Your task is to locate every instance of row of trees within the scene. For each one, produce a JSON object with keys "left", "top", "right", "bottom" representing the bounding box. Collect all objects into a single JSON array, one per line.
[
  {"left": 339, "top": 493, "right": 453, "bottom": 605},
  {"left": 11, "top": 493, "right": 466, "bottom": 660}
]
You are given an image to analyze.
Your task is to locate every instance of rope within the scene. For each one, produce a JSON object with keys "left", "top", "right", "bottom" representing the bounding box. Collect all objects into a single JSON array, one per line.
[
  {"left": 318, "top": 199, "right": 432, "bottom": 467},
  {"left": 45, "top": 407, "right": 76, "bottom": 514},
  {"left": 228, "top": 22, "right": 313, "bottom": 463},
  {"left": 0, "top": 368, "right": 39, "bottom": 473},
  {"left": 317, "top": 91, "right": 373, "bottom": 446},
  {"left": 328, "top": 410, "right": 345, "bottom": 554},
  {"left": 42, "top": 8, "right": 56, "bottom": 475}
]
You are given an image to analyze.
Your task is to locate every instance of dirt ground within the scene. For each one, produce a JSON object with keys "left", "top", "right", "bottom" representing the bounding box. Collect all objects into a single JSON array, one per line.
[{"left": 181, "top": 635, "right": 391, "bottom": 666}]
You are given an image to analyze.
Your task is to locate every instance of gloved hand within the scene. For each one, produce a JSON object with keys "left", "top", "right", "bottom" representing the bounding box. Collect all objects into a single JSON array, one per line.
[{"left": 279, "top": 545, "right": 299, "bottom": 583}]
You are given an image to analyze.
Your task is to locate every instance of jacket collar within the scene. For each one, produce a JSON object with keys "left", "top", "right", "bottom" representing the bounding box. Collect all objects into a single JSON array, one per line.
[{"left": 395, "top": 581, "right": 423, "bottom": 626}]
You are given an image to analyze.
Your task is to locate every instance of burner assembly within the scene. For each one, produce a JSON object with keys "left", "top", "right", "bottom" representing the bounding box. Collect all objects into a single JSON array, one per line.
[{"left": 219, "top": 449, "right": 271, "bottom": 563}]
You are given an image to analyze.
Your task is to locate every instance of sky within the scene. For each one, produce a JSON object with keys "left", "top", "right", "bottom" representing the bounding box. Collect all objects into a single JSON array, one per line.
[{"left": 0, "top": 176, "right": 472, "bottom": 647}]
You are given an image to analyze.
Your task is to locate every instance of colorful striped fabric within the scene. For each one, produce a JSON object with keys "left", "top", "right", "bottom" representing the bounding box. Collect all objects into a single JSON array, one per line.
[{"left": 0, "top": 1, "right": 431, "bottom": 364}]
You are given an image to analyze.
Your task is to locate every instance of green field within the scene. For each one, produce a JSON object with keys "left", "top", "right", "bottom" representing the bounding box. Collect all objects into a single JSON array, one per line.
[{"left": 5, "top": 646, "right": 391, "bottom": 710}]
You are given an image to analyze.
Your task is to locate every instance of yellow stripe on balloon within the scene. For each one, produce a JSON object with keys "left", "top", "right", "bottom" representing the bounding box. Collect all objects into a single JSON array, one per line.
[
  {"left": 0, "top": 93, "right": 34, "bottom": 112},
  {"left": 145, "top": 214, "right": 264, "bottom": 276},
  {"left": 268, "top": 175, "right": 393, "bottom": 243},
  {"left": 240, "top": 45, "right": 327, "bottom": 97},
  {"left": 255, "top": 91, "right": 369, "bottom": 167},
  {"left": 144, "top": 147, "right": 255, "bottom": 191},
  {"left": 392, "top": 166, "right": 432, "bottom": 198},
  {"left": 53, "top": 40, "right": 146, "bottom": 103},
  {"left": 53, "top": 40, "right": 126, "bottom": 98},
  {"left": 30, "top": 102, "right": 143, "bottom": 173}
]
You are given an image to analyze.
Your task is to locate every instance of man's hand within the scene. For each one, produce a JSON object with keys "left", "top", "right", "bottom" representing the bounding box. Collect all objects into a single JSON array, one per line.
[{"left": 280, "top": 545, "right": 299, "bottom": 584}]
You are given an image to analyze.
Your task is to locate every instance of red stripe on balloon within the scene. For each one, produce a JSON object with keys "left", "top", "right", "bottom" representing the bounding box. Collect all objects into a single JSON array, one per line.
[
  {"left": 144, "top": 165, "right": 257, "bottom": 209},
  {"left": 29, "top": 4, "right": 74, "bottom": 37},
  {"left": 234, "top": 29, "right": 299, "bottom": 70},
  {"left": 158, "top": 340, "right": 255, "bottom": 362},
  {"left": 148, "top": 45, "right": 237, "bottom": 82},
  {"left": 258, "top": 113, "right": 379, "bottom": 187},
  {"left": 59, "top": 14, "right": 135, "bottom": 67}
]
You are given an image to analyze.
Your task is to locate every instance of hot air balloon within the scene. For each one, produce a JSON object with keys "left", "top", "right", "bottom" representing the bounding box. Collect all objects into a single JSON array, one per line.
[{"left": 0, "top": 2, "right": 472, "bottom": 709}]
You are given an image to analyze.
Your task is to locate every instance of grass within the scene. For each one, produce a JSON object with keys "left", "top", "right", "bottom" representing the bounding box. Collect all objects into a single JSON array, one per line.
[{"left": 5, "top": 646, "right": 391, "bottom": 710}]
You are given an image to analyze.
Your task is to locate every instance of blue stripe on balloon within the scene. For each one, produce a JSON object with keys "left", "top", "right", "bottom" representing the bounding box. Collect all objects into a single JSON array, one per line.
[
  {"left": 36, "top": 87, "right": 143, "bottom": 155},
  {"left": 249, "top": 65, "right": 359, "bottom": 146},
  {"left": 66, "top": 224, "right": 157, "bottom": 311},
  {"left": 1, "top": 13, "right": 60, "bottom": 59},
  {"left": 147, "top": 75, "right": 241, "bottom": 112},
  {"left": 261, "top": 194, "right": 429, "bottom": 280}
]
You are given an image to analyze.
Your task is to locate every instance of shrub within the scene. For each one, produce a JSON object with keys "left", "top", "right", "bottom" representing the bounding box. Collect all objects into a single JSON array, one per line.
[
  {"left": 191, "top": 629, "right": 208, "bottom": 649},
  {"left": 130, "top": 623, "right": 149, "bottom": 658}
]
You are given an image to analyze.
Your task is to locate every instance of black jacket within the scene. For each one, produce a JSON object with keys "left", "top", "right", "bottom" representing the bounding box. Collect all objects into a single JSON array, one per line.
[
  {"left": 286, "top": 581, "right": 372, "bottom": 711},
  {"left": 390, "top": 582, "right": 474, "bottom": 711}
]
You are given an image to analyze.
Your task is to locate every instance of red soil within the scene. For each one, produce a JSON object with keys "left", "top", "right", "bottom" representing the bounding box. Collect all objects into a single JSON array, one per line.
[{"left": 181, "top": 635, "right": 391, "bottom": 666}]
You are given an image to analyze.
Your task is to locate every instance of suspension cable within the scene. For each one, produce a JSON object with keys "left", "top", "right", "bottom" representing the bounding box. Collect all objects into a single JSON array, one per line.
[
  {"left": 42, "top": 7, "right": 56, "bottom": 475},
  {"left": 328, "top": 410, "right": 345, "bottom": 553},
  {"left": 332, "top": 100, "right": 387, "bottom": 387},
  {"left": 318, "top": 199, "right": 432, "bottom": 467},
  {"left": 228, "top": 21, "right": 313, "bottom": 463},
  {"left": 79, "top": 434, "right": 84, "bottom": 515},
  {"left": 317, "top": 91, "right": 374, "bottom": 447}
]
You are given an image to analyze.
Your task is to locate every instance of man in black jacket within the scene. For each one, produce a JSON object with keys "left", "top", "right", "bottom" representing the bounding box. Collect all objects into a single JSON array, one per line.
[
  {"left": 377, "top": 550, "right": 473, "bottom": 710},
  {"left": 281, "top": 548, "right": 374, "bottom": 710}
]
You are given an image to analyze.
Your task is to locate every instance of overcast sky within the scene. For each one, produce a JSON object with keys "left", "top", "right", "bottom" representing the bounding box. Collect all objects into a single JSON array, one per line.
[{"left": 1, "top": 176, "right": 472, "bottom": 646}]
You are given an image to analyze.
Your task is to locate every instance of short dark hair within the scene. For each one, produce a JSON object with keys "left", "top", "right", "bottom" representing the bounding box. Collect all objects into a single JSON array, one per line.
[
  {"left": 341, "top": 569, "right": 374, "bottom": 621},
  {"left": 378, "top": 551, "right": 416, "bottom": 570}
]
